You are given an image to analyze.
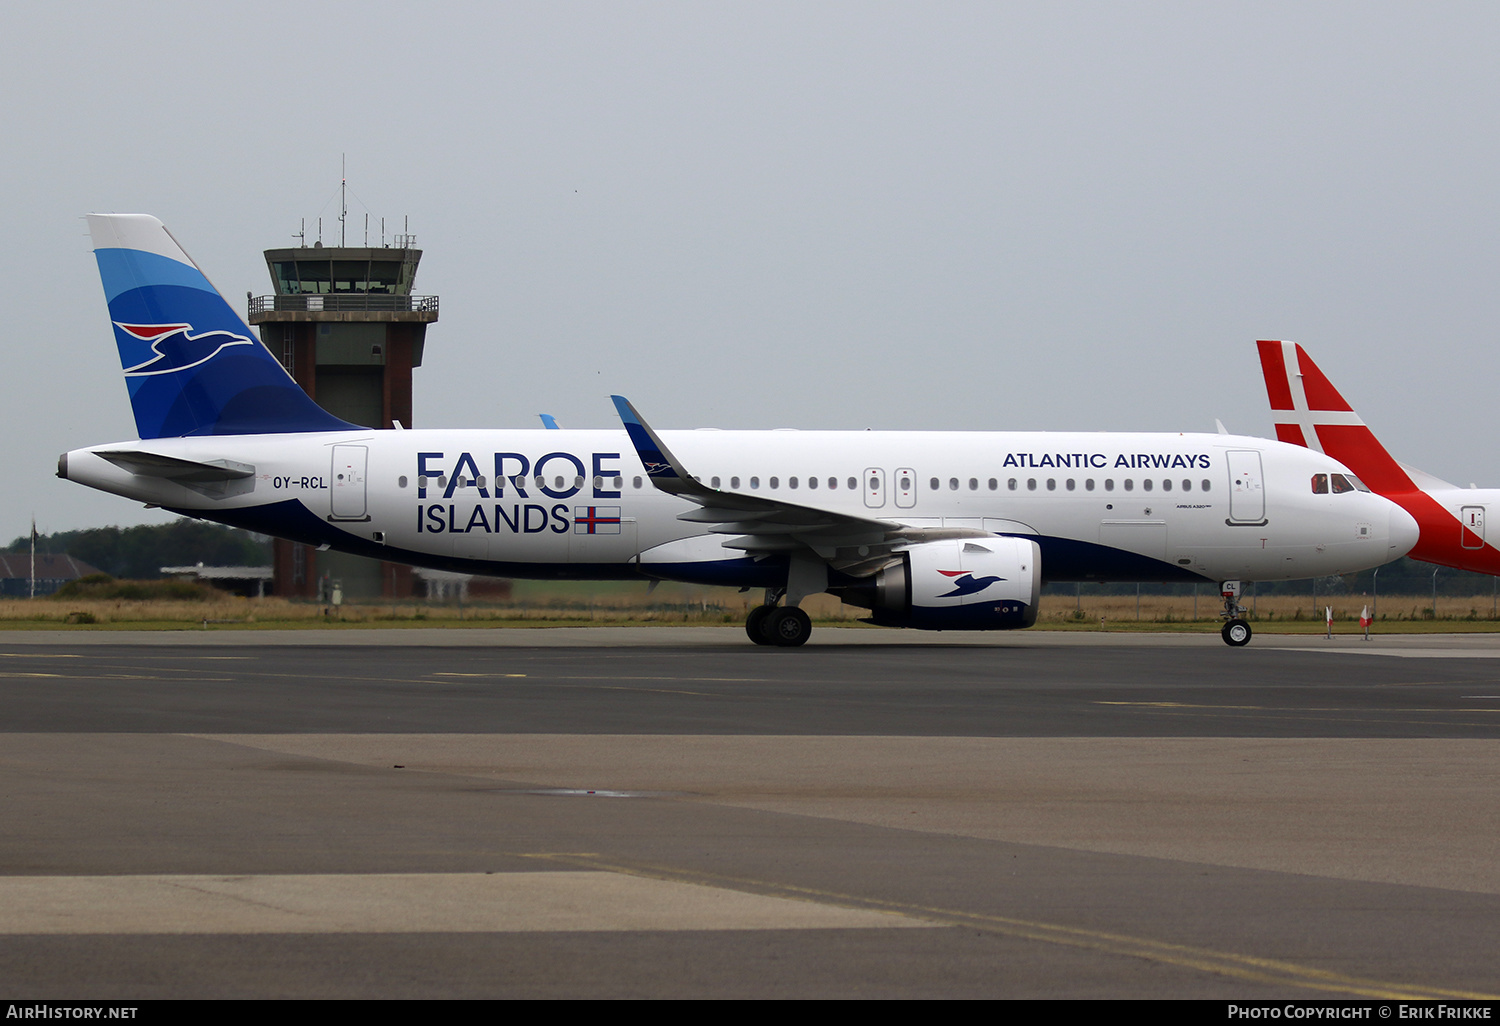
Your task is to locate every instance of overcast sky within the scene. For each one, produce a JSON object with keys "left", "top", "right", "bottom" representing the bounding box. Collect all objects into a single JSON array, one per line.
[{"left": 3, "top": 1, "right": 1498, "bottom": 538}]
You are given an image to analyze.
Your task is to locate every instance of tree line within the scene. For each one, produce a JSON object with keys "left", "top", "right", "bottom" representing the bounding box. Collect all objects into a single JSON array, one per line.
[{"left": 6, "top": 521, "right": 271, "bottom": 580}]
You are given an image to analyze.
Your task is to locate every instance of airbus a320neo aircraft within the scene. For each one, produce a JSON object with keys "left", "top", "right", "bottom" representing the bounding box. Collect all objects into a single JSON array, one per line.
[
  {"left": 58, "top": 215, "right": 1418, "bottom": 646},
  {"left": 1259, "top": 339, "right": 1500, "bottom": 577}
]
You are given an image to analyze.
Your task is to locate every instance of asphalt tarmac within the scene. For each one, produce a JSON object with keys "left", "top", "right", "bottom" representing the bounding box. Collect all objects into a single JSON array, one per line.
[{"left": 1, "top": 626, "right": 1497, "bottom": 999}]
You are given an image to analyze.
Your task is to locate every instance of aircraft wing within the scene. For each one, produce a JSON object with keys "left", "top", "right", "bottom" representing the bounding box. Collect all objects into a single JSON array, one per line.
[{"left": 610, "top": 396, "right": 987, "bottom": 576}]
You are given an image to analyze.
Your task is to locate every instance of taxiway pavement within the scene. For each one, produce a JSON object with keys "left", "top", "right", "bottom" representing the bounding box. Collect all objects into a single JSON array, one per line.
[{"left": 1, "top": 628, "right": 1496, "bottom": 998}]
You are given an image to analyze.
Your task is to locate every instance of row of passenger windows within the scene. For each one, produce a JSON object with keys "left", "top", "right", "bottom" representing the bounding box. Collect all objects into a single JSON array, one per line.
[
  {"left": 403, "top": 475, "right": 864, "bottom": 491},
  {"left": 993, "top": 477, "right": 1211, "bottom": 493},
  {"left": 719, "top": 476, "right": 857, "bottom": 490},
  {"left": 399, "top": 474, "right": 1213, "bottom": 495}
]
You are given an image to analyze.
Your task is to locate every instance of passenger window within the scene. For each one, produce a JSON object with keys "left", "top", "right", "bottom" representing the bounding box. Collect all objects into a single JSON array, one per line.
[
  {"left": 930, "top": 477, "right": 939, "bottom": 490},
  {"left": 1182, "top": 479, "right": 1191, "bottom": 492},
  {"left": 1201, "top": 479, "right": 1211, "bottom": 492},
  {"left": 789, "top": 477, "right": 798, "bottom": 489},
  {"left": 1008, "top": 478, "right": 1018, "bottom": 490},
  {"left": 1124, "top": 479, "right": 1134, "bottom": 491},
  {"left": 988, "top": 478, "right": 997, "bottom": 490},
  {"left": 1027, "top": 479, "right": 1037, "bottom": 491},
  {"left": 731, "top": 476, "right": 740, "bottom": 489},
  {"left": 1046, "top": 479, "right": 1056, "bottom": 491}
]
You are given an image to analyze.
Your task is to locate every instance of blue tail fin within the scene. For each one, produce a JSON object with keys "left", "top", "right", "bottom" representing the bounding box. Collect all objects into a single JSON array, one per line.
[{"left": 87, "top": 214, "right": 361, "bottom": 438}]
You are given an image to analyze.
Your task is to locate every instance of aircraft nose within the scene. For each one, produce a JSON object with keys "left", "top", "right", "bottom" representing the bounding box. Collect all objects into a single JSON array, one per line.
[{"left": 1387, "top": 502, "right": 1420, "bottom": 559}]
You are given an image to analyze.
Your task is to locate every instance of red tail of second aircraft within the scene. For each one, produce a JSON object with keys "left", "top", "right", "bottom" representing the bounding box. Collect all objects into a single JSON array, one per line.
[{"left": 1256, "top": 339, "right": 1499, "bottom": 575}]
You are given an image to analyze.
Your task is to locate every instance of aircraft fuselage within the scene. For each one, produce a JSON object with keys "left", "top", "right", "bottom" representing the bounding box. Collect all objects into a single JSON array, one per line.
[{"left": 62, "top": 427, "right": 1415, "bottom": 588}]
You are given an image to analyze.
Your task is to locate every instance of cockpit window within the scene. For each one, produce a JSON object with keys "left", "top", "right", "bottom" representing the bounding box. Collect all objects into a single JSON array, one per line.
[
  {"left": 1312, "top": 474, "right": 1329, "bottom": 494},
  {"left": 1346, "top": 474, "right": 1371, "bottom": 492},
  {"left": 1330, "top": 473, "right": 1355, "bottom": 494}
]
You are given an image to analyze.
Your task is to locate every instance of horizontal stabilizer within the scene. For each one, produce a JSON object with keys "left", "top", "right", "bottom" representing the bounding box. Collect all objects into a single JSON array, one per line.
[{"left": 94, "top": 450, "right": 256, "bottom": 498}]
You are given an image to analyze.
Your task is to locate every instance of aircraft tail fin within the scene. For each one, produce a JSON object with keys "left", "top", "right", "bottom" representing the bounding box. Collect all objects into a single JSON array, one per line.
[
  {"left": 1255, "top": 339, "right": 1419, "bottom": 495},
  {"left": 87, "top": 214, "right": 361, "bottom": 439}
]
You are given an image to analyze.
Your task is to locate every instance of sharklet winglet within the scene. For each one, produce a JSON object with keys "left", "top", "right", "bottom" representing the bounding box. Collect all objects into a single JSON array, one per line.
[{"left": 610, "top": 395, "right": 708, "bottom": 498}]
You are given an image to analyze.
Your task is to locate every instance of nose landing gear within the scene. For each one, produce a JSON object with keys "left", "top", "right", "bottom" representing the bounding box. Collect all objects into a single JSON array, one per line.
[{"left": 1219, "top": 581, "right": 1252, "bottom": 646}]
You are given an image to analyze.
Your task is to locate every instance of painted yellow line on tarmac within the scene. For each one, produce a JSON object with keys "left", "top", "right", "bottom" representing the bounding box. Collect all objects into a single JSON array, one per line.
[{"left": 431, "top": 672, "right": 528, "bottom": 678}]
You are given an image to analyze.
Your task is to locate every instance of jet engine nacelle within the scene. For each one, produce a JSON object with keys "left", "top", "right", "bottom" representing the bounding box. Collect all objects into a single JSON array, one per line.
[{"left": 834, "top": 536, "right": 1041, "bottom": 630}]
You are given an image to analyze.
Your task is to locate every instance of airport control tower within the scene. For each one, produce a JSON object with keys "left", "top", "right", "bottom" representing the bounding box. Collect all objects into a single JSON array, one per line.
[{"left": 247, "top": 227, "right": 438, "bottom": 599}]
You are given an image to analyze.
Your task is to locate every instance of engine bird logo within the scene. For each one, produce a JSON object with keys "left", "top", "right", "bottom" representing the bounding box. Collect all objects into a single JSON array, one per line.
[
  {"left": 936, "top": 569, "right": 1005, "bottom": 598},
  {"left": 116, "top": 322, "right": 254, "bottom": 376}
]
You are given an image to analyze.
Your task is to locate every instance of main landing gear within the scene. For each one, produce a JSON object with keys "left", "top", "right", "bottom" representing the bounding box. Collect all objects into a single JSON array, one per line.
[
  {"left": 745, "top": 589, "right": 812, "bottom": 647},
  {"left": 1219, "top": 580, "right": 1252, "bottom": 647}
]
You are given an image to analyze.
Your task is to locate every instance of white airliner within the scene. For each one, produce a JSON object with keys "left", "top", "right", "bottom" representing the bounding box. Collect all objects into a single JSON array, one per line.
[
  {"left": 1259, "top": 339, "right": 1500, "bottom": 577},
  {"left": 58, "top": 215, "right": 1419, "bottom": 646}
]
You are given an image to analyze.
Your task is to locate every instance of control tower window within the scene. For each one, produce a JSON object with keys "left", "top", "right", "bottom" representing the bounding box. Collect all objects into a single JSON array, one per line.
[{"left": 367, "top": 262, "right": 402, "bottom": 293}]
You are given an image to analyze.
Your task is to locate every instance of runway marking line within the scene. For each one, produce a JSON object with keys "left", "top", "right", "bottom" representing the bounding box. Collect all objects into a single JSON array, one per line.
[
  {"left": 520, "top": 853, "right": 1500, "bottom": 1001},
  {"left": 1095, "top": 701, "right": 1265, "bottom": 710},
  {"left": 430, "top": 673, "right": 528, "bottom": 678}
]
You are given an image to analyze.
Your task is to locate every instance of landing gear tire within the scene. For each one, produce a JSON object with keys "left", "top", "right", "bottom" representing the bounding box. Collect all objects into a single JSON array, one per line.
[
  {"left": 745, "top": 605, "right": 776, "bottom": 646},
  {"left": 767, "top": 607, "right": 812, "bottom": 647},
  {"left": 1222, "top": 619, "right": 1252, "bottom": 647}
]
